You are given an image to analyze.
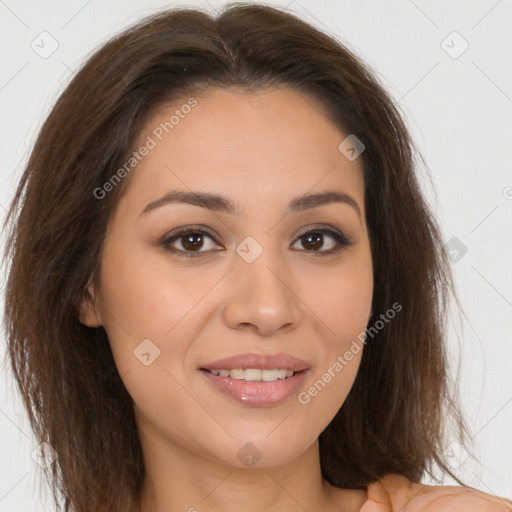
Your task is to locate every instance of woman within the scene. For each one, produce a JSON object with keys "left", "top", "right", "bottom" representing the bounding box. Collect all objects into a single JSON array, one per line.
[{"left": 2, "top": 3, "right": 511, "bottom": 511}]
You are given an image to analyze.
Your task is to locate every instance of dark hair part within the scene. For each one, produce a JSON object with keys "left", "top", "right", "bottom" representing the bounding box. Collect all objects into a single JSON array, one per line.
[{"left": 2, "top": 3, "right": 473, "bottom": 511}]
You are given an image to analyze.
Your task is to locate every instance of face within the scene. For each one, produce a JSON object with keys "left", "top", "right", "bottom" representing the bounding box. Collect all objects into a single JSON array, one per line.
[{"left": 80, "top": 86, "right": 373, "bottom": 469}]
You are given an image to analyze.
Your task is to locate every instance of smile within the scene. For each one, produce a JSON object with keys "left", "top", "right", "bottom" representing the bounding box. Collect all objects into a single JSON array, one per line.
[
  {"left": 199, "top": 368, "right": 309, "bottom": 406},
  {"left": 204, "top": 368, "right": 296, "bottom": 381}
]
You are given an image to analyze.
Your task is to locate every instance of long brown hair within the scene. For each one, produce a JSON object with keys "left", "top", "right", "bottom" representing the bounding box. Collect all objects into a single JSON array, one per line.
[{"left": 2, "top": 3, "right": 473, "bottom": 511}]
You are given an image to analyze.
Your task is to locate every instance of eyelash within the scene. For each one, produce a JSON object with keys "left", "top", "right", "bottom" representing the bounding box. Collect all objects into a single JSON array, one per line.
[{"left": 159, "top": 225, "right": 354, "bottom": 258}]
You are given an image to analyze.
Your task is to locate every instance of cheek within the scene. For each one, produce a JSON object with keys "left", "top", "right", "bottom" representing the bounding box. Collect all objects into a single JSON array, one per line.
[
  {"left": 96, "top": 240, "right": 203, "bottom": 375},
  {"left": 290, "top": 256, "right": 372, "bottom": 420},
  {"left": 96, "top": 243, "right": 207, "bottom": 438},
  {"left": 305, "top": 252, "right": 373, "bottom": 346}
]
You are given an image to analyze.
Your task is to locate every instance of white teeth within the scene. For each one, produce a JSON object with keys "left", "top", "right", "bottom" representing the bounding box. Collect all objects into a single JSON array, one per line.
[
  {"left": 245, "top": 369, "right": 262, "bottom": 381},
  {"left": 206, "top": 368, "right": 297, "bottom": 382},
  {"left": 277, "top": 369, "right": 288, "bottom": 379},
  {"left": 230, "top": 368, "right": 245, "bottom": 380},
  {"left": 262, "top": 369, "right": 279, "bottom": 381}
]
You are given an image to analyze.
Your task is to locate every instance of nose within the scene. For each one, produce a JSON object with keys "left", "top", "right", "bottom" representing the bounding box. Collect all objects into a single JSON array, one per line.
[{"left": 221, "top": 249, "right": 302, "bottom": 337}]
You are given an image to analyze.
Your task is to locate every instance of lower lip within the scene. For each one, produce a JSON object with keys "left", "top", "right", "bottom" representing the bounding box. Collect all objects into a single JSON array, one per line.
[{"left": 199, "top": 369, "right": 309, "bottom": 407}]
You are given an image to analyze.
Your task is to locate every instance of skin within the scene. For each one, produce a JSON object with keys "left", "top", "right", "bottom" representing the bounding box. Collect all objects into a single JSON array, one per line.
[{"left": 80, "top": 86, "right": 373, "bottom": 512}]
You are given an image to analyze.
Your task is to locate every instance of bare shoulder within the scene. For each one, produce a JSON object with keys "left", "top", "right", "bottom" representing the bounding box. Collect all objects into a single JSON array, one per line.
[{"left": 361, "top": 473, "right": 512, "bottom": 511}]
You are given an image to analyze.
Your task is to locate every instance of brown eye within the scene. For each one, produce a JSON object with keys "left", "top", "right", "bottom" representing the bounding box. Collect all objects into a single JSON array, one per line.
[
  {"left": 160, "top": 226, "right": 353, "bottom": 258},
  {"left": 291, "top": 228, "right": 353, "bottom": 255},
  {"left": 299, "top": 232, "right": 326, "bottom": 251},
  {"left": 161, "top": 228, "right": 222, "bottom": 256},
  {"left": 179, "top": 232, "right": 205, "bottom": 252}
]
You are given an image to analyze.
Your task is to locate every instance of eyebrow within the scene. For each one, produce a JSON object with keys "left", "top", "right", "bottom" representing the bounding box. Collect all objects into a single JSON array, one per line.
[{"left": 138, "top": 189, "right": 362, "bottom": 219}]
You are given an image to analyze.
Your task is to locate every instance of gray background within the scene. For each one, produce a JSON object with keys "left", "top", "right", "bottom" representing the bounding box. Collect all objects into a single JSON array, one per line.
[{"left": 1, "top": 0, "right": 511, "bottom": 510}]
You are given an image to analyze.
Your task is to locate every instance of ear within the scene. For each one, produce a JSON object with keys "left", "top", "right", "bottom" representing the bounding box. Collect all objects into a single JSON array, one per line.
[{"left": 78, "top": 281, "right": 103, "bottom": 327}]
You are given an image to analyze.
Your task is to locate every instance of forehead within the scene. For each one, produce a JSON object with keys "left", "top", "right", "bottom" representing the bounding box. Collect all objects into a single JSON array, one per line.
[{"left": 119, "top": 86, "right": 365, "bottom": 217}]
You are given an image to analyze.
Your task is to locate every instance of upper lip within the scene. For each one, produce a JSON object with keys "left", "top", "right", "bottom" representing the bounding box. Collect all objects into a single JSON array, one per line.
[{"left": 200, "top": 352, "right": 310, "bottom": 372}]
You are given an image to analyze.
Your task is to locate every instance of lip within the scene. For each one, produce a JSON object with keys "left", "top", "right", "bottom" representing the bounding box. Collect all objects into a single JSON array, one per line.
[
  {"left": 200, "top": 352, "right": 311, "bottom": 372},
  {"left": 199, "top": 368, "right": 309, "bottom": 407}
]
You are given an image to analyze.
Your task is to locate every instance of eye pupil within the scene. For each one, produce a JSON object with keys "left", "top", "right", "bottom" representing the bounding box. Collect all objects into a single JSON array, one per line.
[
  {"left": 182, "top": 233, "right": 203, "bottom": 251},
  {"left": 303, "top": 233, "right": 323, "bottom": 250}
]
